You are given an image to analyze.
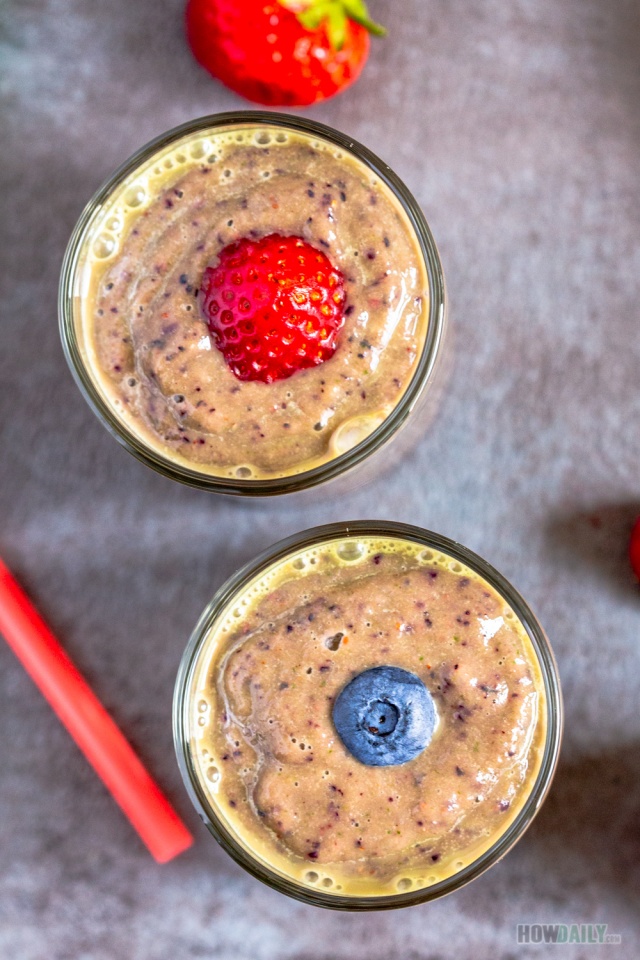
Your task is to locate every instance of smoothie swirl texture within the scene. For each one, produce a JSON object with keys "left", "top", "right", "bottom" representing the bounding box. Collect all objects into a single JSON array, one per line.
[
  {"left": 189, "top": 536, "right": 547, "bottom": 895},
  {"left": 81, "top": 125, "right": 429, "bottom": 479}
]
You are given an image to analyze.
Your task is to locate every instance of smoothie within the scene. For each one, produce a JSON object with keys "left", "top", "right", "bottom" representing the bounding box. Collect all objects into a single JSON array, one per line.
[
  {"left": 70, "top": 119, "right": 436, "bottom": 482},
  {"left": 179, "top": 528, "right": 555, "bottom": 901}
]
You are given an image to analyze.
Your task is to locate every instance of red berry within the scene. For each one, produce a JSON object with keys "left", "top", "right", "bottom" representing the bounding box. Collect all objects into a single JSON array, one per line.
[
  {"left": 630, "top": 516, "right": 640, "bottom": 582},
  {"left": 185, "top": 0, "right": 385, "bottom": 107},
  {"left": 199, "top": 234, "right": 346, "bottom": 383}
]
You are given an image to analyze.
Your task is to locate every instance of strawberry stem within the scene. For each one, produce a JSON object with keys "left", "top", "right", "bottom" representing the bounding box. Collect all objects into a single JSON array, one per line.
[
  {"left": 279, "top": 0, "right": 386, "bottom": 49},
  {"left": 342, "top": 0, "right": 386, "bottom": 36}
]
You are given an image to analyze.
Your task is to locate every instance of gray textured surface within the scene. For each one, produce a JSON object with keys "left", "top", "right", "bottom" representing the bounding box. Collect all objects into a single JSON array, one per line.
[{"left": 1, "top": 0, "right": 639, "bottom": 956}]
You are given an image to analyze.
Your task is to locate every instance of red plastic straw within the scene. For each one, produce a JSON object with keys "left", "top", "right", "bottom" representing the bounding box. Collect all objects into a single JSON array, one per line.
[{"left": 0, "top": 557, "right": 193, "bottom": 863}]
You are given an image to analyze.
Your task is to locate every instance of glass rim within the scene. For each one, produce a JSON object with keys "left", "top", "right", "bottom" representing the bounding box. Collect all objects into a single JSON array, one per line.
[
  {"left": 173, "top": 520, "right": 563, "bottom": 910},
  {"left": 59, "top": 111, "right": 447, "bottom": 496}
]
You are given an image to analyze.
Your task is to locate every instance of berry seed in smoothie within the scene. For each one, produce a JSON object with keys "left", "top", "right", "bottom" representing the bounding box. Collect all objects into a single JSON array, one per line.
[
  {"left": 179, "top": 528, "right": 554, "bottom": 900},
  {"left": 69, "top": 118, "right": 435, "bottom": 483}
]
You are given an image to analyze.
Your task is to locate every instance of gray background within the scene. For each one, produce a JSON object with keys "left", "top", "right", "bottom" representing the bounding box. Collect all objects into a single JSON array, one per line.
[{"left": 1, "top": 0, "right": 639, "bottom": 957}]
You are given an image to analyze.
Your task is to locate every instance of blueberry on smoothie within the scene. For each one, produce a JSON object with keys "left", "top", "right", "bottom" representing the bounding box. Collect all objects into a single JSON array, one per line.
[{"left": 332, "top": 666, "right": 436, "bottom": 766}]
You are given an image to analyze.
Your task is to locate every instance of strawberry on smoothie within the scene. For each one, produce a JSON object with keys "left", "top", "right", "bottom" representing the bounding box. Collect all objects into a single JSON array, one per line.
[
  {"left": 63, "top": 116, "right": 443, "bottom": 487},
  {"left": 199, "top": 234, "right": 346, "bottom": 383}
]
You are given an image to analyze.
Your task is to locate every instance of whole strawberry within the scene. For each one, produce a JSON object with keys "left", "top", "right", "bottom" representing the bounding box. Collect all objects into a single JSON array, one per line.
[
  {"left": 185, "top": 0, "right": 385, "bottom": 106},
  {"left": 199, "top": 234, "right": 346, "bottom": 383}
]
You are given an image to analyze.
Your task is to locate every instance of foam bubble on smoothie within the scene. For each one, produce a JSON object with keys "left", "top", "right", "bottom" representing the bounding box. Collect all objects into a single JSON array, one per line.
[
  {"left": 123, "top": 182, "right": 147, "bottom": 208},
  {"left": 335, "top": 541, "right": 365, "bottom": 562},
  {"left": 206, "top": 765, "right": 220, "bottom": 784},
  {"left": 92, "top": 233, "right": 117, "bottom": 260},
  {"left": 330, "top": 413, "right": 387, "bottom": 455},
  {"left": 189, "top": 139, "right": 212, "bottom": 159}
]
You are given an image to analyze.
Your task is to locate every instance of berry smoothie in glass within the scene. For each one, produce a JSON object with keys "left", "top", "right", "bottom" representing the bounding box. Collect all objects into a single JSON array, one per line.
[
  {"left": 59, "top": 113, "right": 446, "bottom": 495},
  {"left": 174, "top": 522, "right": 562, "bottom": 909}
]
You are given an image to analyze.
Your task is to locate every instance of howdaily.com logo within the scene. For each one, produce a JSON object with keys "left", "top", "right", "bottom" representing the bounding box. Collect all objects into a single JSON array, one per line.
[{"left": 517, "top": 924, "right": 621, "bottom": 945}]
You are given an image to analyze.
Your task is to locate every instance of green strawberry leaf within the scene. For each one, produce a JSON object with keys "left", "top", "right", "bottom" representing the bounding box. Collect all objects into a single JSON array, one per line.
[
  {"left": 297, "top": 1, "right": 332, "bottom": 31},
  {"left": 327, "top": 7, "right": 348, "bottom": 50},
  {"left": 279, "top": 0, "right": 386, "bottom": 49}
]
